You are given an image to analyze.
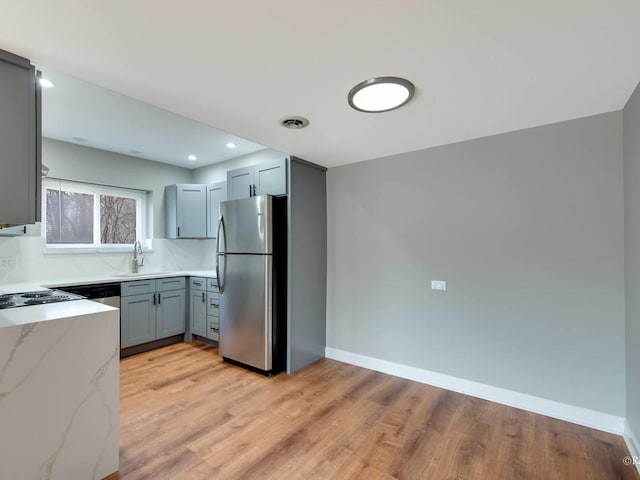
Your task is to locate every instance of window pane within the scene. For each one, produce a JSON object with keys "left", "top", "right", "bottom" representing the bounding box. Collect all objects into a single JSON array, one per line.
[
  {"left": 100, "top": 195, "right": 137, "bottom": 244},
  {"left": 46, "top": 189, "right": 94, "bottom": 244}
]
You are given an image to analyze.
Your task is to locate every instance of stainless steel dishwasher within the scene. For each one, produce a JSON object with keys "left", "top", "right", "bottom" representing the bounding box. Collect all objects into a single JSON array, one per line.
[{"left": 58, "top": 283, "right": 121, "bottom": 309}]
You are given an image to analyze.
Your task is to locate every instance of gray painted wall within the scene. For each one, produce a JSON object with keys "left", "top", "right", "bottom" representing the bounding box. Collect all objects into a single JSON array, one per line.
[
  {"left": 625, "top": 82, "right": 640, "bottom": 433},
  {"left": 42, "top": 138, "right": 192, "bottom": 237},
  {"left": 327, "top": 112, "right": 625, "bottom": 415}
]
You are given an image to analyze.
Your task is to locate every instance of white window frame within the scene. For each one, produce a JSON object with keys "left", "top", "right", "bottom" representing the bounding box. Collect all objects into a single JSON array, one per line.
[{"left": 42, "top": 178, "right": 148, "bottom": 252}]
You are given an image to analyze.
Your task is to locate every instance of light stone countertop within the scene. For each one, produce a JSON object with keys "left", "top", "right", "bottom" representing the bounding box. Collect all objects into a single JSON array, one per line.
[
  {"left": 0, "top": 269, "right": 217, "bottom": 294},
  {"left": 0, "top": 299, "right": 117, "bottom": 329},
  {"left": 0, "top": 269, "right": 217, "bottom": 328}
]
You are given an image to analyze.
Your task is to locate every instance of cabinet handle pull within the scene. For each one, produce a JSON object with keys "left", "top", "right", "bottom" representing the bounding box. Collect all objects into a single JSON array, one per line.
[
  {"left": 212, "top": 327, "right": 219, "bottom": 332},
  {"left": 177, "top": 227, "right": 180, "bottom": 237},
  {"left": 253, "top": 185, "right": 257, "bottom": 196},
  {"left": 249, "top": 185, "right": 252, "bottom": 197},
  {"left": 153, "top": 293, "right": 157, "bottom": 305},
  {"left": 212, "top": 303, "right": 219, "bottom": 307},
  {"left": 202, "top": 292, "right": 205, "bottom": 302},
  {"left": 158, "top": 293, "right": 161, "bottom": 304}
]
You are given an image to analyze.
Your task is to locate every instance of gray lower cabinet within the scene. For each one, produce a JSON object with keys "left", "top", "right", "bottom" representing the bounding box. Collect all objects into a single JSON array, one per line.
[
  {"left": 156, "top": 289, "right": 187, "bottom": 338},
  {"left": 121, "top": 277, "right": 186, "bottom": 349},
  {"left": 190, "top": 276, "right": 219, "bottom": 341},
  {"left": 207, "top": 279, "right": 220, "bottom": 341},
  {"left": 120, "top": 293, "right": 156, "bottom": 348},
  {"left": 190, "top": 288, "right": 208, "bottom": 337}
]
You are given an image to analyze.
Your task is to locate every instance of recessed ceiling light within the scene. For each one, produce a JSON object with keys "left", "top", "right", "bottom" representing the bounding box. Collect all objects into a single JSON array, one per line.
[
  {"left": 39, "top": 78, "right": 55, "bottom": 88},
  {"left": 348, "top": 77, "right": 415, "bottom": 113},
  {"left": 188, "top": 155, "right": 197, "bottom": 161},
  {"left": 225, "top": 142, "right": 237, "bottom": 149},
  {"left": 72, "top": 136, "right": 87, "bottom": 142}
]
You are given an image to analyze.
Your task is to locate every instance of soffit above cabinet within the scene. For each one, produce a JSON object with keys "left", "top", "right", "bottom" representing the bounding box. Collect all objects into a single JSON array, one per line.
[{"left": 39, "top": 68, "right": 268, "bottom": 169}]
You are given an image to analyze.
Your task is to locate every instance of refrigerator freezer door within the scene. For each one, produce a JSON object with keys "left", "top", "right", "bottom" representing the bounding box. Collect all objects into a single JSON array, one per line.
[
  {"left": 219, "top": 254, "right": 272, "bottom": 371},
  {"left": 219, "top": 195, "right": 273, "bottom": 254}
]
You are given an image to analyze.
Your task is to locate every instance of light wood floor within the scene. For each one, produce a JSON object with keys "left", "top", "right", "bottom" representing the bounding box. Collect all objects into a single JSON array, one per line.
[{"left": 114, "top": 342, "right": 638, "bottom": 480}]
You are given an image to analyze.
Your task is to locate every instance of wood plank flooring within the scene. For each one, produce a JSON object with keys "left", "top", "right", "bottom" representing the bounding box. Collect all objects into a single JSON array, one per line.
[{"left": 115, "top": 342, "right": 638, "bottom": 480}]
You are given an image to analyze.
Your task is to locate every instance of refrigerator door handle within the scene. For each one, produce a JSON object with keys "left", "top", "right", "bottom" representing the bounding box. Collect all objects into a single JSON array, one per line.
[{"left": 216, "top": 215, "right": 226, "bottom": 294}]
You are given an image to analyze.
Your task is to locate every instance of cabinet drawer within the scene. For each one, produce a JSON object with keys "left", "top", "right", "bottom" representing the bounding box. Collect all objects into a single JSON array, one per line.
[
  {"left": 208, "top": 319, "right": 219, "bottom": 341},
  {"left": 207, "top": 293, "right": 219, "bottom": 317},
  {"left": 121, "top": 279, "right": 156, "bottom": 297},
  {"left": 207, "top": 278, "right": 218, "bottom": 292},
  {"left": 156, "top": 276, "right": 185, "bottom": 292},
  {"left": 190, "top": 277, "right": 206, "bottom": 291}
]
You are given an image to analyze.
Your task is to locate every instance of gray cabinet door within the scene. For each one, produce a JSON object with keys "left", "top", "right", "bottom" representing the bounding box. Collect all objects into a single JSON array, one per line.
[
  {"left": 207, "top": 181, "right": 227, "bottom": 238},
  {"left": 177, "top": 184, "right": 207, "bottom": 238},
  {"left": 190, "top": 290, "right": 208, "bottom": 337},
  {"left": 227, "top": 166, "right": 254, "bottom": 200},
  {"left": 121, "top": 293, "right": 156, "bottom": 348},
  {"left": 255, "top": 158, "right": 287, "bottom": 196},
  {"left": 0, "top": 50, "right": 40, "bottom": 226},
  {"left": 156, "top": 289, "right": 186, "bottom": 339}
]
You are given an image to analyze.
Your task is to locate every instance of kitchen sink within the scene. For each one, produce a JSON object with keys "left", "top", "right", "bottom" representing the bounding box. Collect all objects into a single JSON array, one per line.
[{"left": 111, "top": 271, "right": 176, "bottom": 278}]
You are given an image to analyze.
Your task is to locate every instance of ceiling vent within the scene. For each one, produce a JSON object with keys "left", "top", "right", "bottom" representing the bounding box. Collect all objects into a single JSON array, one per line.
[{"left": 280, "top": 116, "right": 310, "bottom": 129}]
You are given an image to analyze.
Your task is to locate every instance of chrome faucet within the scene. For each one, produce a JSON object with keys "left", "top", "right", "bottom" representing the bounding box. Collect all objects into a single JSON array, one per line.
[{"left": 132, "top": 240, "right": 144, "bottom": 273}]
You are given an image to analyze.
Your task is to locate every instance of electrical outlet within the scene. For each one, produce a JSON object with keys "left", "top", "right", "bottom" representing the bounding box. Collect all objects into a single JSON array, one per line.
[
  {"left": 431, "top": 280, "right": 446, "bottom": 291},
  {"left": 0, "top": 257, "right": 17, "bottom": 270}
]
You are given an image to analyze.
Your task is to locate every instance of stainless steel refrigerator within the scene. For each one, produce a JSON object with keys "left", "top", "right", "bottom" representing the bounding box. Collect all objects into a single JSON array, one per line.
[{"left": 216, "top": 195, "right": 286, "bottom": 375}]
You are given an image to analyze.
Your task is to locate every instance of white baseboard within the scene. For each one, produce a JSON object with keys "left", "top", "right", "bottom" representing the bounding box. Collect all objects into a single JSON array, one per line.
[
  {"left": 625, "top": 420, "right": 640, "bottom": 475},
  {"left": 325, "top": 347, "right": 624, "bottom": 435}
]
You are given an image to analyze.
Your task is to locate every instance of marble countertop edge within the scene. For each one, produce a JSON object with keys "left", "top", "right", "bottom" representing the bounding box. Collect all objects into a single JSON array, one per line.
[{"left": 0, "top": 299, "right": 118, "bottom": 329}]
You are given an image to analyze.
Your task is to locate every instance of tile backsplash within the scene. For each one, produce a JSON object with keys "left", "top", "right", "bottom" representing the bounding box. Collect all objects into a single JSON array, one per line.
[{"left": 0, "top": 236, "right": 215, "bottom": 285}]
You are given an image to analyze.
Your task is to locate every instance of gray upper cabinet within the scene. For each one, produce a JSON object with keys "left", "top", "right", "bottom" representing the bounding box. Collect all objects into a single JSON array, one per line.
[
  {"left": 255, "top": 158, "right": 287, "bottom": 196},
  {"left": 227, "top": 158, "right": 288, "bottom": 200},
  {"left": 165, "top": 184, "right": 207, "bottom": 238},
  {"left": 227, "top": 166, "right": 254, "bottom": 200},
  {"left": 0, "top": 49, "right": 41, "bottom": 226},
  {"left": 207, "top": 181, "right": 227, "bottom": 238}
]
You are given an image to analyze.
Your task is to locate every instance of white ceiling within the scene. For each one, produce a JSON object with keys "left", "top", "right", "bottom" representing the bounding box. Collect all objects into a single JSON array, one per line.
[
  {"left": 1, "top": 1, "right": 639, "bottom": 169},
  {"left": 39, "top": 68, "right": 268, "bottom": 169}
]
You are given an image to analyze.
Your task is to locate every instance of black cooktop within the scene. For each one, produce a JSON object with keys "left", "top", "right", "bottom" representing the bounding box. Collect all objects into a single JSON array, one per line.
[{"left": 0, "top": 290, "right": 85, "bottom": 309}]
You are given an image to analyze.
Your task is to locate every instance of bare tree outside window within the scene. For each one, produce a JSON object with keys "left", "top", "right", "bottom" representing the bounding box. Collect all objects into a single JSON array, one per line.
[
  {"left": 46, "top": 189, "right": 94, "bottom": 244},
  {"left": 44, "top": 181, "right": 143, "bottom": 248},
  {"left": 101, "top": 195, "right": 137, "bottom": 244}
]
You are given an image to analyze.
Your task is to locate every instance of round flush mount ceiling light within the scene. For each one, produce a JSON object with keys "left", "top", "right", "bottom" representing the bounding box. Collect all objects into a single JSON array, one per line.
[
  {"left": 188, "top": 154, "right": 197, "bottom": 161},
  {"left": 225, "top": 142, "right": 237, "bottom": 149},
  {"left": 348, "top": 77, "right": 415, "bottom": 113},
  {"left": 39, "top": 78, "right": 55, "bottom": 88}
]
